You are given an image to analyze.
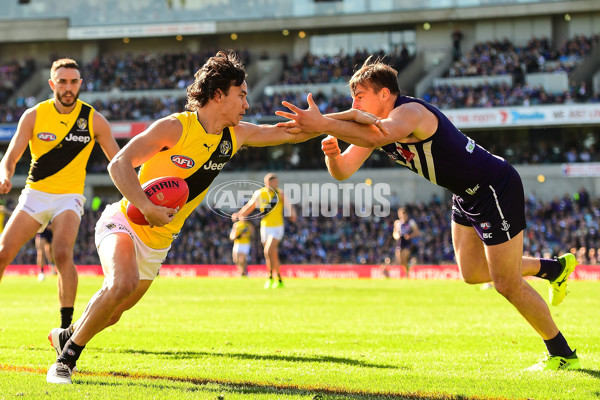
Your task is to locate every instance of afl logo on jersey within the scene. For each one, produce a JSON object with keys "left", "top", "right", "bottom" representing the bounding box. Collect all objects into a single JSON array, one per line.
[
  {"left": 171, "top": 155, "right": 195, "bottom": 169},
  {"left": 37, "top": 132, "right": 56, "bottom": 142}
]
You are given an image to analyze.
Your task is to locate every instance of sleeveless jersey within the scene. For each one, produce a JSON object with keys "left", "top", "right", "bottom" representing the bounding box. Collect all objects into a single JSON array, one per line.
[
  {"left": 120, "top": 111, "right": 237, "bottom": 249},
  {"left": 232, "top": 220, "right": 252, "bottom": 244},
  {"left": 256, "top": 187, "right": 283, "bottom": 227},
  {"left": 27, "top": 99, "right": 96, "bottom": 194},
  {"left": 378, "top": 96, "right": 507, "bottom": 198}
]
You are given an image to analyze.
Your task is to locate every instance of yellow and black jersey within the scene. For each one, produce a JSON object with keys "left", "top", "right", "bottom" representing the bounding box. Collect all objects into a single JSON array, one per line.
[
  {"left": 255, "top": 186, "right": 284, "bottom": 227},
  {"left": 231, "top": 220, "right": 252, "bottom": 244},
  {"left": 27, "top": 99, "right": 96, "bottom": 195},
  {"left": 120, "top": 111, "right": 237, "bottom": 249}
]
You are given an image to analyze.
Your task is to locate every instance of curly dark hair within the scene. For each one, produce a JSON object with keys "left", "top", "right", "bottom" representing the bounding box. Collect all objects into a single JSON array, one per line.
[
  {"left": 186, "top": 50, "right": 247, "bottom": 111},
  {"left": 349, "top": 55, "right": 399, "bottom": 96}
]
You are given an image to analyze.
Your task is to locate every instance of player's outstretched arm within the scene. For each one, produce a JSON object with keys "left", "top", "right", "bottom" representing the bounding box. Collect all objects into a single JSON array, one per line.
[
  {"left": 108, "top": 117, "right": 181, "bottom": 227},
  {"left": 276, "top": 93, "right": 424, "bottom": 147},
  {"left": 233, "top": 191, "right": 259, "bottom": 221},
  {"left": 234, "top": 121, "right": 320, "bottom": 148},
  {"left": 322, "top": 135, "right": 374, "bottom": 180},
  {"left": 93, "top": 111, "right": 120, "bottom": 161},
  {"left": 0, "top": 108, "right": 35, "bottom": 194}
]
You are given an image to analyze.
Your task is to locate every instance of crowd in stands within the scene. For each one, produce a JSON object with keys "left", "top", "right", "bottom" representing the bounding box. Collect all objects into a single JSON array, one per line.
[
  {"left": 0, "top": 58, "right": 36, "bottom": 121},
  {"left": 80, "top": 50, "right": 251, "bottom": 92},
  {"left": 279, "top": 47, "right": 412, "bottom": 85},
  {"left": 8, "top": 188, "right": 600, "bottom": 267},
  {"left": 2, "top": 35, "right": 598, "bottom": 123},
  {"left": 446, "top": 35, "right": 598, "bottom": 78},
  {"left": 424, "top": 80, "right": 599, "bottom": 110}
]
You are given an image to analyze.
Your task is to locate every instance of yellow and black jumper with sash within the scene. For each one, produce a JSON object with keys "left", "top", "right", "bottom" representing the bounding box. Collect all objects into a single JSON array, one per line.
[
  {"left": 27, "top": 99, "right": 96, "bottom": 195},
  {"left": 120, "top": 111, "right": 238, "bottom": 249}
]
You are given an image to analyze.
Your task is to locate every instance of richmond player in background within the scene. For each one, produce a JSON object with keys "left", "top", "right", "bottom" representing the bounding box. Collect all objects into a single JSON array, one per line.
[
  {"left": 233, "top": 173, "right": 296, "bottom": 289},
  {"left": 230, "top": 214, "right": 254, "bottom": 277},
  {"left": 0, "top": 58, "right": 120, "bottom": 329}
]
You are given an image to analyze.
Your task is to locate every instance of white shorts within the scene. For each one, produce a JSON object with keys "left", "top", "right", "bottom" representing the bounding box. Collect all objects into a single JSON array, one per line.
[
  {"left": 14, "top": 187, "right": 85, "bottom": 229},
  {"left": 260, "top": 225, "right": 284, "bottom": 243},
  {"left": 233, "top": 242, "right": 250, "bottom": 256},
  {"left": 95, "top": 203, "right": 170, "bottom": 281}
]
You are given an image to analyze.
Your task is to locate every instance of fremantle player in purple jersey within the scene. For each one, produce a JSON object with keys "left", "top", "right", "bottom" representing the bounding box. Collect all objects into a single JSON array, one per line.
[{"left": 276, "top": 56, "right": 580, "bottom": 371}]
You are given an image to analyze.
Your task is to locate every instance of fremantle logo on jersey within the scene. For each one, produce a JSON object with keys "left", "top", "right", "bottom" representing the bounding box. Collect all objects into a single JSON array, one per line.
[{"left": 381, "top": 143, "right": 415, "bottom": 164}]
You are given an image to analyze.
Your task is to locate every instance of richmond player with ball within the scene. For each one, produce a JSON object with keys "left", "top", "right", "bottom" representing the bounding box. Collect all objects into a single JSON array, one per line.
[{"left": 46, "top": 51, "right": 331, "bottom": 384}]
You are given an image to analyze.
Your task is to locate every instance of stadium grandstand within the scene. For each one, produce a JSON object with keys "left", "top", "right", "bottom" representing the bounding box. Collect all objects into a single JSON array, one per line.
[{"left": 0, "top": 0, "right": 599, "bottom": 269}]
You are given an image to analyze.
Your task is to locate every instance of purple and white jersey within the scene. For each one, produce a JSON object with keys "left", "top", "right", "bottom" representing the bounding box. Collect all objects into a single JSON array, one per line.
[{"left": 378, "top": 95, "right": 506, "bottom": 197}]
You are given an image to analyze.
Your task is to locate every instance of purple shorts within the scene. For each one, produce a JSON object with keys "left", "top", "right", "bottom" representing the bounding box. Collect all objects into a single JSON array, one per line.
[{"left": 452, "top": 164, "right": 526, "bottom": 246}]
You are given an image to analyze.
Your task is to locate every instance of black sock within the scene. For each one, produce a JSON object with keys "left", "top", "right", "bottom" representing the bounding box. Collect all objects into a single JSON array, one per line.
[
  {"left": 535, "top": 258, "right": 562, "bottom": 281},
  {"left": 60, "top": 324, "right": 74, "bottom": 343},
  {"left": 57, "top": 339, "right": 85, "bottom": 369},
  {"left": 60, "top": 307, "right": 74, "bottom": 329},
  {"left": 544, "top": 331, "right": 573, "bottom": 358}
]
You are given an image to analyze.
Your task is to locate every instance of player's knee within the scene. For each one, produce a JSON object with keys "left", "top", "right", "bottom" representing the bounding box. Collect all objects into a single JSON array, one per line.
[
  {"left": 0, "top": 244, "right": 16, "bottom": 268},
  {"left": 53, "top": 246, "right": 73, "bottom": 266},
  {"left": 491, "top": 278, "right": 518, "bottom": 299},
  {"left": 106, "top": 277, "right": 138, "bottom": 302},
  {"left": 460, "top": 268, "right": 486, "bottom": 285},
  {"left": 106, "top": 311, "right": 125, "bottom": 327}
]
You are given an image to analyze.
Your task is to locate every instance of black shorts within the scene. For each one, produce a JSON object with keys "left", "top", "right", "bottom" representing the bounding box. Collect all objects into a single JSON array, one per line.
[{"left": 452, "top": 164, "right": 526, "bottom": 246}]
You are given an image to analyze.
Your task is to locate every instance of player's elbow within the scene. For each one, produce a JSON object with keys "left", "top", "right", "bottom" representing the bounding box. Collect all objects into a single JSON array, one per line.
[
  {"left": 329, "top": 170, "right": 352, "bottom": 181},
  {"left": 107, "top": 154, "right": 128, "bottom": 177}
]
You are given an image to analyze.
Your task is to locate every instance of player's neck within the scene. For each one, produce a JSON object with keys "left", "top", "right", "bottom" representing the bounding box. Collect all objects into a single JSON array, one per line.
[
  {"left": 195, "top": 109, "right": 227, "bottom": 136},
  {"left": 52, "top": 100, "right": 76, "bottom": 115}
]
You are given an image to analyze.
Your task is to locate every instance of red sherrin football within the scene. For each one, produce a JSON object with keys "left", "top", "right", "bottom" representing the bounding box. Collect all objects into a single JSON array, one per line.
[{"left": 126, "top": 176, "right": 189, "bottom": 226}]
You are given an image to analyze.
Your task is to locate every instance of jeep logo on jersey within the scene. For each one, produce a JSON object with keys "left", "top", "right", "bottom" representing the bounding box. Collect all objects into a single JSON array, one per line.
[
  {"left": 171, "top": 155, "right": 195, "bottom": 169},
  {"left": 64, "top": 133, "right": 91, "bottom": 144},
  {"left": 76, "top": 118, "right": 88, "bottom": 131},
  {"left": 37, "top": 132, "right": 56, "bottom": 142},
  {"left": 203, "top": 160, "right": 226, "bottom": 171}
]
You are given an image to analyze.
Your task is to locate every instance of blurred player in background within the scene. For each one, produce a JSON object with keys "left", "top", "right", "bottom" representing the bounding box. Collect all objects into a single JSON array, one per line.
[
  {"left": 230, "top": 214, "right": 253, "bottom": 277},
  {"left": 0, "top": 200, "right": 11, "bottom": 236},
  {"left": 393, "top": 207, "right": 420, "bottom": 273},
  {"left": 0, "top": 58, "right": 120, "bottom": 329},
  {"left": 36, "top": 224, "right": 55, "bottom": 281},
  {"left": 46, "top": 50, "right": 319, "bottom": 384},
  {"left": 277, "top": 56, "right": 580, "bottom": 371},
  {"left": 233, "top": 173, "right": 296, "bottom": 289}
]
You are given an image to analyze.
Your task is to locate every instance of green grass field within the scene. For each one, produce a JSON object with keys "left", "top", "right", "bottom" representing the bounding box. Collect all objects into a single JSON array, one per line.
[{"left": 0, "top": 276, "right": 598, "bottom": 400}]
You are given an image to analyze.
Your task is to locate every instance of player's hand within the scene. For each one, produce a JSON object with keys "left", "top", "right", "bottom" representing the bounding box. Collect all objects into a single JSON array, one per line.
[
  {"left": 0, "top": 177, "right": 12, "bottom": 195},
  {"left": 321, "top": 135, "right": 341, "bottom": 159},
  {"left": 231, "top": 212, "right": 239, "bottom": 222},
  {"left": 141, "top": 204, "right": 177, "bottom": 228},
  {"left": 275, "top": 93, "right": 326, "bottom": 134},
  {"left": 352, "top": 109, "right": 389, "bottom": 136}
]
